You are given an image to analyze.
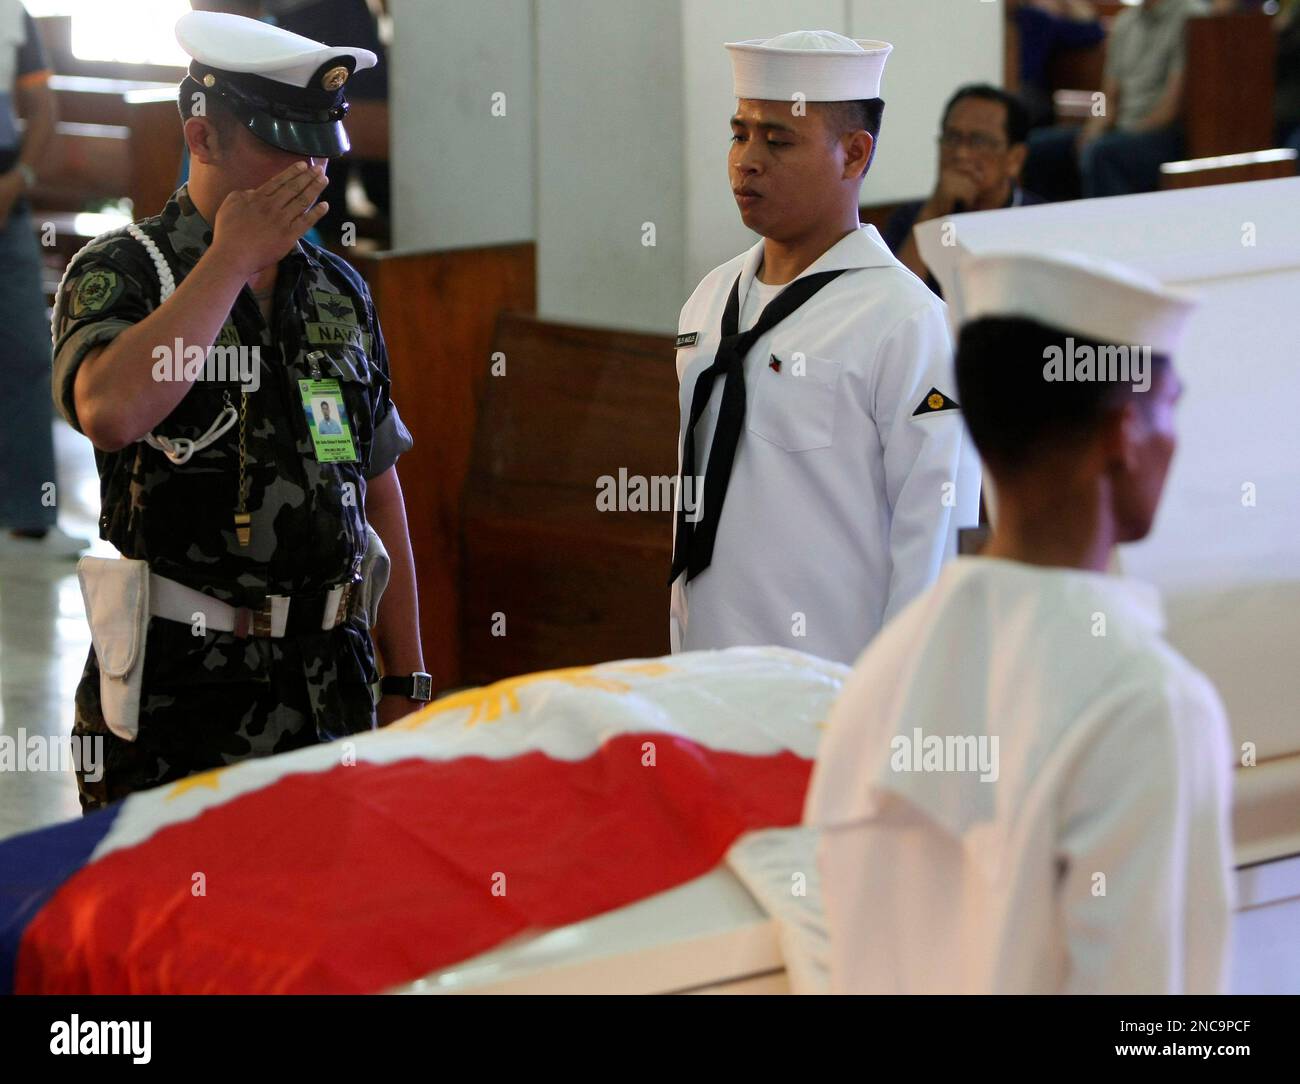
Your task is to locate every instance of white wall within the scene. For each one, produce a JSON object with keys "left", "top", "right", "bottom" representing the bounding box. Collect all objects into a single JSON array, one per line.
[
  {"left": 389, "top": 0, "right": 535, "bottom": 253},
  {"left": 535, "top": 0, "right": 687, "bottom": 333}
]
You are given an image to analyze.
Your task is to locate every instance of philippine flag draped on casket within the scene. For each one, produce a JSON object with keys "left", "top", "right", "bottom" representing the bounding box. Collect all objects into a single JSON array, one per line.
[{"left": 0, "top": 648, "right": 845, "bottom": 994}]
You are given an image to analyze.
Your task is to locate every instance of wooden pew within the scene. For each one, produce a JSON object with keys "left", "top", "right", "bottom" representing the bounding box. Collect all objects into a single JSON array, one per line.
[
  {"left": 28, "top": 80, "right": 182, "bottom": 218},
  {"left": 1182, "top": 12, "right": 1276, "bottom": 158},
  {"left": 859, "top": 199, "right": 907, "bottom": 236},
  {"left": 353, "top": 243, "right": 535, "bottom": 692},
  {"left": 49, "top": 74, "right": 176, "bottom": 127},
  {"left": 459, "top": 315, "right": 677, "bottom": 687},
  {"left": 30, "top": 120, "right": 130, "bottom": 209},
  {"left": 1160, "top": 147, "right": 1297, "bottom": 189}
]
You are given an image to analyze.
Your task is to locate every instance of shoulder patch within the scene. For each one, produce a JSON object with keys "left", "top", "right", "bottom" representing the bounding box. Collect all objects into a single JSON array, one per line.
[
  {"left": 676, "top": 332, "right": 700, "bottom": 348},
  {"left": 912, "top": 387, "right": 960, "bottom": 416},
  {"left": 69, "top": 267, "right": 125, "bottom": 319}
]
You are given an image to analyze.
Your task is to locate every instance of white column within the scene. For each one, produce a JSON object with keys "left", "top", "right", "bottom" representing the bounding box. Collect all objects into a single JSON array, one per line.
[
  {"left": 389, "top": 0, "right": 536, "bottom": 252},
  {"left": 535, "top": 0, "right": 688, "bottom": 333}
]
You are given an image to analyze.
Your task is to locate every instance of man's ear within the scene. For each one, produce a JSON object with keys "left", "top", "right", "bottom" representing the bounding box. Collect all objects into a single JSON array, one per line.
[
  {"left": 1103, "top": 399, "right": 1146, "bottom": 475},
  {"left": 184, "top": 116, "right": 221, "bottom": 165},
  {"left": 1006, "top": 142, "right": 1028, "bottom": 181},
  {"left": 843, "top": 130, "right": 873, "bottom": 180}
]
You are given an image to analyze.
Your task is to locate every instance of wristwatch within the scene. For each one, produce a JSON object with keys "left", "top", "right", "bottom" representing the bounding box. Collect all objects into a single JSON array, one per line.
[{"left": 379, "top": 671, "right": 433, "bottom": 702}]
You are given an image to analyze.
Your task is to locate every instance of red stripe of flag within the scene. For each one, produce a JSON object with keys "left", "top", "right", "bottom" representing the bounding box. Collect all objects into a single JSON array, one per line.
[{"left": 18, "top": 733, "right": 811, "bottom": 993}]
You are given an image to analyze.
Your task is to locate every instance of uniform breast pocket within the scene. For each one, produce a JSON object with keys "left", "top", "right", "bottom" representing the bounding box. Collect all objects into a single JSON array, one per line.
[{"left": 746, "top": 352, "right": 842, "bottom": 452}]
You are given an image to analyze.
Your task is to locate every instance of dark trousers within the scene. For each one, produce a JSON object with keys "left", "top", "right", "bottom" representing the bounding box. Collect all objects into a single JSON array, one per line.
[{"left": 1025, "top": 124, "right": 1185, "bottom": 201}]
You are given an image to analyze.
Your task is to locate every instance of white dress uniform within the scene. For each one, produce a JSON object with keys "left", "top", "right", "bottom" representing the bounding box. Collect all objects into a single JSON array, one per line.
[
  {"left": 805, "top": 252, "right": 1234, "bottom": 994},
  {"left": 670, "top": 230, "right": 978, "bottom": 664},
  {"left": 670, "top": 31, "right": 980, "bottom": 666},
  {"left": 805, "top": 558, "right": 1235, "bottom": 993}
]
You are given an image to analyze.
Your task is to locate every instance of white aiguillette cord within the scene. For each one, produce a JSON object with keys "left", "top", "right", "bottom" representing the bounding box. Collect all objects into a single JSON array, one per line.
[{"left": 53, "top": 224, "right": 239, "bottom": 466}]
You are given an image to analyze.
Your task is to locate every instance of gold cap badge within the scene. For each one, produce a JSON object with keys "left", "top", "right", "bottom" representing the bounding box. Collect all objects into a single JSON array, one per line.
[{"left": 321, "top": 65, "right": 350, "bottom": 91}]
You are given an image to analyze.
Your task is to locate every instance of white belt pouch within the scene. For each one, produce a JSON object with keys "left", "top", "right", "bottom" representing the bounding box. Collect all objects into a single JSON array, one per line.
[
  {"left": 76, "top": 556, "right": 150, "bottom": 742},
  {"left": 360, "top": 522, "right": 390, "bottom": 627}
]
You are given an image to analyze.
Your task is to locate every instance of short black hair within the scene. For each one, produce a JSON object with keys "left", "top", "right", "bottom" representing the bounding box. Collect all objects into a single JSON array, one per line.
[
  {"left": 178, "top": 84, "right": 244, "bottom": 138},
  {"left": 956, "top": 316, "right": 1169, "bottom": 477},
  {"left": 816, "top": 98, "right": 885, "bottom": 172},
  {"left": 941, "top": 84, "right": 1030, "bottom": 147}
]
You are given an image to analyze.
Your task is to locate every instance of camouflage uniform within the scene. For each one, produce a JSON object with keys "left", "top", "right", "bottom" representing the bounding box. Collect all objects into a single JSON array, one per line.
[{"left": 51, "top": 185, "right": 413, "bottom": 813}]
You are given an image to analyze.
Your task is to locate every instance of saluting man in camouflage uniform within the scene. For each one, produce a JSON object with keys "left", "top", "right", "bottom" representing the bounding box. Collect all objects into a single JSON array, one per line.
[{"left": 51, "top": 12, "right": 431, "bottom": 812}]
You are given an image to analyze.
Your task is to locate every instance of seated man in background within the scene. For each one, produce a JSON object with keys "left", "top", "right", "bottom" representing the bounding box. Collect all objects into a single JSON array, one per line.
[
  {"left": 1024, "top": 0, "right": 1207, "bottom": 200},
  {"left": 805, "top": 250, "right": 1235, "bottom": 993},
  {"left": 883, "top": 85, "right": 1042, "bottom": 297}
]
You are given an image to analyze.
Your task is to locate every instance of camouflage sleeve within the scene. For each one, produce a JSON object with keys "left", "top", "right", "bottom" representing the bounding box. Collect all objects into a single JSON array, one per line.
[
  {"left": 51, "top": 246, "right": 154, "bottom": 434},
  {"left": 363, "top": 296, "right": 413, "bottom": 480}
]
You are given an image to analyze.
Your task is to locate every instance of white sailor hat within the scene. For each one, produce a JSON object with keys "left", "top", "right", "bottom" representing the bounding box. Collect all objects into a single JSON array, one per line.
[
  {"left": 175, "top": 11, "right": 378, "bottom": 158},
  {"left": 957, "top": 250, "right": 1198, "bottom": 355},
  {"left": 726, "top": 30, "right": 892, "bottom": 102}
]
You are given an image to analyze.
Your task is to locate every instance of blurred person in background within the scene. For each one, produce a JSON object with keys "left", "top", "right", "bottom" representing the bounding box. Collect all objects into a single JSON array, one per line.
[
  {"left": 1023, "top": 0, "right": 1208, "bottom": 201},
  {"left": 1275, "top": 0, "right": 1300, "bottom": 161},
  {"left": 0, "top": 0, "right": 86, "bottom": 558},
  {"left": 1009, "top": 0, "right": 1106, "bottom": 129}
]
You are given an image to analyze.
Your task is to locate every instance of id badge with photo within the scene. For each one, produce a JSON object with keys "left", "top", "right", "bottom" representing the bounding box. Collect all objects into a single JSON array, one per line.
[{"left": 298, "top": 378, "right": 359, "bottom": 463}]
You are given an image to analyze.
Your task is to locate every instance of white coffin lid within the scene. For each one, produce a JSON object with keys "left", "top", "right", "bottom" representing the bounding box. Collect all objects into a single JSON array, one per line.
[{"left": 917, "top": 177, "right": 1300, "bottom": 314}]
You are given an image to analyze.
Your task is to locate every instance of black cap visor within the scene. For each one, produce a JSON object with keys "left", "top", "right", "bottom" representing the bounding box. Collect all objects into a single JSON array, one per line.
[{"left": 245, "top": 111, "right": 351, "bottom": 158}]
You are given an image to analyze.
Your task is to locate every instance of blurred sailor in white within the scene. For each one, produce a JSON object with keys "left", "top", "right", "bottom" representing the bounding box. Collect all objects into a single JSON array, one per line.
[
  {"left": 806, "top": 250, "right": 1235, "bottom": 993},
  {"left": 669, "top": 30, "right": 979, "bottom": 666}
]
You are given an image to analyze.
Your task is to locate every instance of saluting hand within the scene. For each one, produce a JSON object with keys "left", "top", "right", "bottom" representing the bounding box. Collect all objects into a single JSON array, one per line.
[{"left": 209, "top": 161, "right": 330, "bottom": 279}]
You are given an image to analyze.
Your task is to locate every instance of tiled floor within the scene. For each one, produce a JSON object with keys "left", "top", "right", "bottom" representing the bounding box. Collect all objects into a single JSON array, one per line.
[{"left": 0, "top": 418, "right": 116, "bottom": 841}]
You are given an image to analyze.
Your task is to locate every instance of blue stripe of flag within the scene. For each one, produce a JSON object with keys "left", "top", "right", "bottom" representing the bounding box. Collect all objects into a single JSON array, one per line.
[{"left": 0, "top": 804, "right": 120, "bottom": 993}]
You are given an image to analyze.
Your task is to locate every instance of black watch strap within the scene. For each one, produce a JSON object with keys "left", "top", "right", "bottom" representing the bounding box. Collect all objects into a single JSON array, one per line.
[{"left": 380, "top": 672, "right": 433, "bottom": 701}]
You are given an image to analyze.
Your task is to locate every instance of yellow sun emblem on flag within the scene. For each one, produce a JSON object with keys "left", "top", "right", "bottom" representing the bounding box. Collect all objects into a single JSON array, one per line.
[
  {"left": 165, "top": 767, "right": 224, "bottom": 800},
  {"left": 391, "top": 662, "right": 674, "bottom": 729}
]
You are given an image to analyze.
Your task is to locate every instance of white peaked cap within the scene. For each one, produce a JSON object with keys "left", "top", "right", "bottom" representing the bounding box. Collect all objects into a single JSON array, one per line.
[
  {"left": 175, "top": 11, "right": 377, "bottom": 89},
  {"left": 727, "top": 30, "right": 892, "bottom": 102},
  {"left": 957, "top": 250, "right": 1199, "bottom": 355}
]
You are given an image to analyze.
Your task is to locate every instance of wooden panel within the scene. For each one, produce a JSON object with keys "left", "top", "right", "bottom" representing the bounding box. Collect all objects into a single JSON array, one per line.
[
  {"left": 356, "top": 244, "right": 536, "bottom": 692},
  {"left": 460, "top": 315, "right": 677, "bottom": 686},
  {"left": 859, "top": 199, "right": 906, "bottom": 235},
  {"left": 36, "top": 122, "right": 130, "bottom": 208},
  {"left": 1183, "top": 13, "right": 1275, "bottom": 159},
  {"left": 343, "top": 100, "right": 389, "bottom": 162},
  {"left": 50, "top": 75, "right": 176, "bottom": 127},
  {"left": 1046, "top": 41, "right": 1105, "bottom": 97},
  {"left": 127, "top": 98, "right": 184, "bottom": 219},
  {"left": 1160, "top": 150, "right": 1297, "bottom": 190}
]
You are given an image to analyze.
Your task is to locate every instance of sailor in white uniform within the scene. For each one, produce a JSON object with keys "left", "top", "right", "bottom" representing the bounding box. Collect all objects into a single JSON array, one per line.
[
  {"left": 669, "top": 30, "right": 980, "bottom": 666},
  {"left": 805, "top": 251, "right": 1235, "bottom": 994}
]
